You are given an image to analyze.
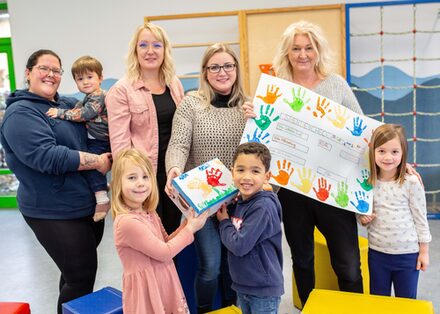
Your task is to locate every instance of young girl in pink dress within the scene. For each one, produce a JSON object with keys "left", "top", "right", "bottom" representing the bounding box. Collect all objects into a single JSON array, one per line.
[{"left": 111, "top": 149, "right": 209, "bottom": 313}]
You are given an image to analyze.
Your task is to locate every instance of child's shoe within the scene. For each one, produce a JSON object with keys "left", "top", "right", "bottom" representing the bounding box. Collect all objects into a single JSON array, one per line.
[{"left": 94, "top": 202, "right": 110, "bottom": 222}]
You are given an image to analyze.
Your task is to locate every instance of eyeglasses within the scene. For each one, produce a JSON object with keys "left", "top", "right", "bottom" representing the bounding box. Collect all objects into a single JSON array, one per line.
[
  {"left": 35, "top": 65, "right": 64, "bottom": 77},
  {"left": 206, "top": 63, "right": 236, "bottom": 73},
  {"left": 138, "top": 41, "right": 164, "bottom": 50}
]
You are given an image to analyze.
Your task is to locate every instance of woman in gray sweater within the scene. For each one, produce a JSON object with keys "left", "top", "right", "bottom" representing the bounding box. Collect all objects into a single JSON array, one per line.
[{"left": 165, "top": 43, "right": 249, "bottom": 313}]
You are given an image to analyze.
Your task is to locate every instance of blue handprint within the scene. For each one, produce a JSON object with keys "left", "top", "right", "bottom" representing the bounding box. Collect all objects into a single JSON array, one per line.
[
  {"left": 247, "top": 128, "right": 270, "bottom": 144},
  {"left": 178, "top": 173, "right": 189, "bottom": 180},
  {"left": 346, "top": 117, "right": 367, "bottom": 137},
  {"left": 198, "top": 164, "right": 209, "bottom": 171},
  {"left": 350, "top": 191, "right": 370, "bottom": 213},
  {"left": 254, "top": 105, "right": 280, "bottom": 131}
]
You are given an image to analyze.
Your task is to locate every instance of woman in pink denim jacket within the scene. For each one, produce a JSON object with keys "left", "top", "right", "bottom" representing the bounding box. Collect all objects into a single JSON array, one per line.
[{"left": 106, "top": 23, "right": 184, "bottom": 235}]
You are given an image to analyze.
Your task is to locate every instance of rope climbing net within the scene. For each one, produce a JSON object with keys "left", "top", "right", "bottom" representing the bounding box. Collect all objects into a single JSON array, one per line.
[{"left": 348, "top": 3, "right": 440, "bottom": 214}]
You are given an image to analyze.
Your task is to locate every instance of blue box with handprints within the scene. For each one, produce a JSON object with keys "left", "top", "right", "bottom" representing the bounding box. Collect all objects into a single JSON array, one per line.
[{"left": 170, "top": 159, "right": 238, "bottom": 217}]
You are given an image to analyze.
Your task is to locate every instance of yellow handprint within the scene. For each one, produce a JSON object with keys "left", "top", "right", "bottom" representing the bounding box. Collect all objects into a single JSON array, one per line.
[
  {"left": 327, "top": 105, "right": 350, "bottom": 129},
  {"left": 187, "top": 178, "right": 212, "bottom": 197},
  {"left": 257, "top": 85, "right": 282, "bottom": 105},
  {"left": 291, "top": 167, "right": 316, "bottom": 194},
  {"left": 271, "top": 159, "right": 294, "bottom": 186}
]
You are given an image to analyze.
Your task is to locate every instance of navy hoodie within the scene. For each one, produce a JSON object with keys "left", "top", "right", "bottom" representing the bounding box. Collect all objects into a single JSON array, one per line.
[
  {"left": 0, "top": 89, "right": 95, "bottom": 219},
  {"left": 219, "top": 190, "right": 284, "bottom": 297}
]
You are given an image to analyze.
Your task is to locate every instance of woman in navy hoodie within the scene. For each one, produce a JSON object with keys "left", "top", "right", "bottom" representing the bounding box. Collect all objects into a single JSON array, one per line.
[{"left": 0, "top": 49, "right": 112, "bottom": 314}]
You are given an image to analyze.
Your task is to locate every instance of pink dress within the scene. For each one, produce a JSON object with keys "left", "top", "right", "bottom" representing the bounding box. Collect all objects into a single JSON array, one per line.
[{"left": 114, "top": 211, "right": 193, "bottom": 314}]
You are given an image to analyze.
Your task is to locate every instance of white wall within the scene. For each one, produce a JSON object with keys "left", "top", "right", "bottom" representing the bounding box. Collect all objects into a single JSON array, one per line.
[{"left": 8, "top": 0, "right": 379, "bottom": 93}]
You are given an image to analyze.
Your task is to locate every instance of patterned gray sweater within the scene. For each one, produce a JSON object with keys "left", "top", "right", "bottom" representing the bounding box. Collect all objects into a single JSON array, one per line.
[{"left": 165, "top": 94, "right": 246, "bottom": 173}]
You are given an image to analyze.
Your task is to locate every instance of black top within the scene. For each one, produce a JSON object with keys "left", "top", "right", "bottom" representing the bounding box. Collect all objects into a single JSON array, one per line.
[
  {"left": 152, "top": 86, "right": 175, "bottom": 175},
  {"left": 211, "top": 93, "right": 232, "bottom": 108}
]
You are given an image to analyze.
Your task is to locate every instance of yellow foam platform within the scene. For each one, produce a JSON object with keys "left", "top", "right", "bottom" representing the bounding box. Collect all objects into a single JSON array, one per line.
[
  {"left": 302, "top": 289, "right": 434, "bottom": 314},
  {"left": 207, "top": 305, "right": 241, "bottom": 313},
  {"left": 292, "top": 228, "right": 369, "bottom": 309}
]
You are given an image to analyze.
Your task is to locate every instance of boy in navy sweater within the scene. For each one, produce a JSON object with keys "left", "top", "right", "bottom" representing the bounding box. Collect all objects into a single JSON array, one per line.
[{"left": 217, "top": 142, "right": 283, "bottom": 314}]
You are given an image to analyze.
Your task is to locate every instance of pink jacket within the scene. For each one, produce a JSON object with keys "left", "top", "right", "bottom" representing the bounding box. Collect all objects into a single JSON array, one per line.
[{"left": 106, "top": 76, "right": 184, "bottom": 173}]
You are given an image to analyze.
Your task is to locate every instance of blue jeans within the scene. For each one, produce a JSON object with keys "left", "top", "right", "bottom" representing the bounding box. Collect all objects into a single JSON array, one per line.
[
  {"left": 194, "top": 217, "right": 235, "bottom": 310},
  {"left": 369, "top": 248, "right": 419, "bottom": 299},
  {"left": 82, "top": 138, "right": 110, "bottom": 192},
  {"left": 237, "top": 293, "right": 280, "bottom": 314}
]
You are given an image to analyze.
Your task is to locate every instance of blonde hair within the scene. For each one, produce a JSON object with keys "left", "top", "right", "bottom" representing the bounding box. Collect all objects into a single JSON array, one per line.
[
  {"left": 111, "top": 149, "right": 159, "bottom": 218},
  {"left": 273, "top": 20, "right": 333, "bottom": 81},
  {"left": 126, "top": 23, "right": 176, "bottom": 85},
  {"left": 368, "top": 124, "right": 408, "bottom": 186},
  {"left": 196, "top": 43, "right": 248, "bottom": 108},
  {"left": 71, "top": 55, "right": 103, "bottom": 78}
]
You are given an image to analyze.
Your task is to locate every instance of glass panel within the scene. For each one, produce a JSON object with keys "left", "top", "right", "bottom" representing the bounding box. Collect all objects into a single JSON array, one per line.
[{"left": 0, "top": 51, "right": 17, "bottom": 197}]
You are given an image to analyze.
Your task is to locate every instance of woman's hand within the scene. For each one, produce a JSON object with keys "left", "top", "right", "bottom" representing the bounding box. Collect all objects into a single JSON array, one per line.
[
  {"left": 186, "top": 209, "right": 209, "bottom": 233},
  {"left": 406, "top": 163, "right": 423, "bottom": 186},
  {"left": 97, "top": 153, "right": 112, "bottom": 175},
  {"left": 165, "top": 167, "right": 182, "bottom": 197},
  {"left": 242, "top": 101, "right": 256, "bottom": 119},
  {"left": 78, "top": 152, "right": 112, "bottom": 174}
]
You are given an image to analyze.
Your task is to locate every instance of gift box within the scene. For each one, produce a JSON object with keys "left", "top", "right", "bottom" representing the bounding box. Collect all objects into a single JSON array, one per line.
[
  {"left": 170, "top": 159, "right": 238, "bottom": 217},
  {"left": 62, "top": 286, "right": 122, "bottom": 314}
]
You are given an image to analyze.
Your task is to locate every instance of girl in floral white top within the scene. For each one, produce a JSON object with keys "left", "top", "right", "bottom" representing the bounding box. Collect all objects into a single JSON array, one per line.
[{"left": 359, "top": 124, "right": 431, "bottom": 299}]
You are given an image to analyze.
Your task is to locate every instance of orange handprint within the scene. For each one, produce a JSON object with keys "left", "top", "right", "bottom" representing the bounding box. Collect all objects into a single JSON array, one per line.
[
  {"left": 257, "top": 85, "right": 282, "bottom": 105},
  {"left": 313, "top": 177, "right": 332, "bottom": 201},
  {"left": 271, "top": 159, "right": 294, "bottom": 186},
  {"left": 308, "top": 96, "right": 332, "bottom": 118}
]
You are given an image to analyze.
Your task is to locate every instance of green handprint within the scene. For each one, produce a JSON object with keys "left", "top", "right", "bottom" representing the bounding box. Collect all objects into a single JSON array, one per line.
[
  {"left": 331, "top": 181, "right": 349, "bottom": 208},
  {"left": 254, "top": 105, "right": 280, "bottom": 131},
  {"left": 291, "top": 167, "right": 315, "bottom": 194},
  {"left": 356, "top": 169, "right": 373, "bottom": 191},
  {"left": 284, "top": 86, "right": 310, "bottom": 112}
]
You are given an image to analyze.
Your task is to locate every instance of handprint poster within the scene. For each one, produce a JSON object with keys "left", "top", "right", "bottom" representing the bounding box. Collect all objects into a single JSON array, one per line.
[
  {"left": 170, "top": 159, "right": 239, "bottom": 217},
  {"left": 241, "top": 74, "right": 383, "bottom": 215}
]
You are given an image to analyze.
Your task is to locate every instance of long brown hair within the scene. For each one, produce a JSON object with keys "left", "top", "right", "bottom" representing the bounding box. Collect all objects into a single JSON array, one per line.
[{"left": 368, "top": 124, "right": 407, "bottom": 186}]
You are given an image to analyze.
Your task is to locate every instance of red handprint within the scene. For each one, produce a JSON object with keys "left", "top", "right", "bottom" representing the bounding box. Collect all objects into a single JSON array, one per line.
[
  {"left": 271, "top": 159, "right": 294, "bottom": 186},
  {"left": 206, "top": 168, "right": 226, "bottom": 187},
  {"left": 313, "top": 177, "right": 332, "bottom": 201}
]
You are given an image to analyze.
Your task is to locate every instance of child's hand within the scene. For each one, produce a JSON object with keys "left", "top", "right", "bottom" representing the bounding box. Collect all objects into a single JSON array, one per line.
[
  {"left": 417, "top": 243, "right": 430, "bottom": 271},
  {"left": 186, "top": 209, "right": 209, "bottom": 233},
  {"left": 358, "top": 213, "right": 376, "bottom": 226},
  {"left": 216, "top": 204, "right": 229, "bottom": 221},
  {"left": 46, "top": 108, "right": 58, "bottom": 118}
]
